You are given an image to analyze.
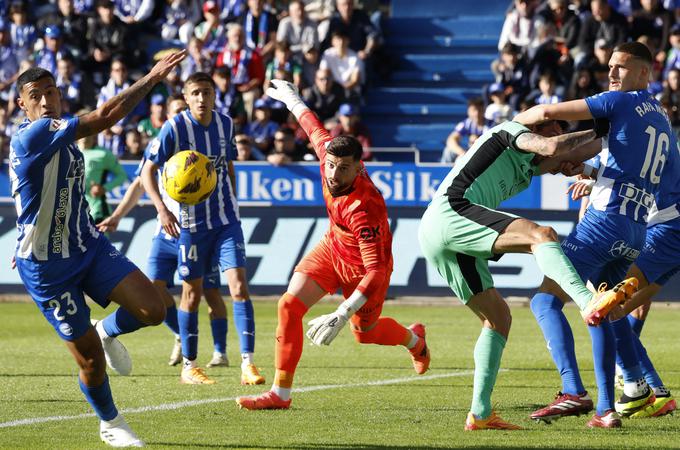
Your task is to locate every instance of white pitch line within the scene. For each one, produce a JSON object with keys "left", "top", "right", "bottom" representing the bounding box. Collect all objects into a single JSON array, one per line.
[{"left": 0, "top": 370, "right": 476, "bottom": 429}]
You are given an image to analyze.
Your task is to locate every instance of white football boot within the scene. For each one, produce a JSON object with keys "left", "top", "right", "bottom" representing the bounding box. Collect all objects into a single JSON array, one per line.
[
  {"left": 100, "top": 414, "right": 144, "bottom": 447},
  {"left": 92, "top": 319, "right": 132, "bottom": 376}
]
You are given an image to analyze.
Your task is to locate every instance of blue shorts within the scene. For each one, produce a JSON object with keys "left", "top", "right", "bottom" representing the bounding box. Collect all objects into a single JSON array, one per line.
[
  {"left": 561, "top": 208, "right": 646, "bottom": 287},
  {"left": 16, "top": 235, "right": 138, "bottom": 341},
  {"left": 635, "top": 223, "right": 680, "bottom": 286},
  {"left": 177, "top": 222, "right": 246, "bottom": 281},
  {"left": 148, "top": 233, "right": 221, "bottom": 289}
]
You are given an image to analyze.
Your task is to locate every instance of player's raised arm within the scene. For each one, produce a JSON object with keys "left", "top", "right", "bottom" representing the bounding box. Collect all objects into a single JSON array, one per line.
[
  {"left": 75, "top": 50, "right": 186, "bottom": 140},
  {"left": 266, "top": 79, "right": 331, "bottom": 161},
  {"left": 535, "top": 139, "right": 603, "bottom": 175},
  {"left": 514, "top": 99, "right": 593, "bottom": 126},
  {"left": 515, "top": 120, "right": 608, "bottom": 157}
]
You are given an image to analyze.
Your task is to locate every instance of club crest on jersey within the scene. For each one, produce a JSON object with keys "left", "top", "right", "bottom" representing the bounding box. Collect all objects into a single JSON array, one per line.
[
  {"left": 48, "top": 119, "right": 68, "bottom": 132},
  {"left": 66, "top": 158, "right": 84, "bottom": 179}
]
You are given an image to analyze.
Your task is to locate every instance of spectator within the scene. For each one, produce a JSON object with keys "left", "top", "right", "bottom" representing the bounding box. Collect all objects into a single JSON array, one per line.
[
  {"left": 217, "top": 22, "right": 265, "bottom": 120},
  {"left": 8, "top": 1, "right": 37, "bottom": 63},
  {"left": 182, "top": 36, "right": 214, "bottom": 80},
  {"left": 660, "top": 67, "right": 680, "bottom": 106},
  {"left": 56, "top": 53, "right": 89, "bottom": 111},
  {"left": 35, "top": 26, "right": 71, "bottom": 76},
  {"left": 113, "top": 0, "right": 155, "bottom": 25},
  {"left": 216, "top": 0, "right": 246, "bottom": 23},
  {"left": 320, "top": 30, "right": 364, "bottom": 100},
  {"left": 0, "top": 100, "right": 8, "bottom": 158},
  {"left": 235, "top": 133, "right": 266, "bottom": 160},
  {"left": 566, "top": 67, "right": 600, "bottom": 101},
  {"left": 533, "top": 71, "right": 563, "bottom": 104},
  {"left": 137, "top": 93, "right": 166, "bottom": 146},
  {"left": 631, "top": 0, "right": 673, "bottom": 56},
  {"left": 0, "top": 19, "right": 18, "bottom": 101},
  {"left": 86, "top": 0, "right": 130, "bottom": 86},
  {"left": 528, "top": 21, "right": 573, "bottom": 89},
  {"left": 73, "top": 0, "right": 95, "bottom": 13},
  {"left": 37, "top": 0, "right": 89, "bottom": 59},
  {"left": 330, "top": 103, "right": 373, "bottom": 160},
  {"left": 194, "top": 0, "right": 227, "bottom": 57},
  {"left": 159, "top": 0, "right": 201, "bottom": 44},
  {"left": 441, "top": 97, "right": 487, "bottom": 163},
  {"left": 577, "top": 0, "right": 628, "bottom": 61},
  {"left": 276, "top": 0, "right": 319, "bottom": 64},
  {"left": 538, "top": 0, "right": 581, "bottom": 50},
  {"left": 484, "top": 82, "right": 513, "bottom": 125},
  {"left": 497, "top": 0, "right": 542, "bottom": 53},
  {"left": 240, "top": 0, "right": 278, "bottom": 61},
  {"left": 212, "top": 65, "right": 247, "bottom": 129},
  {"left": 584, "top": 37, "right": 614, "bottom": 89},
  {"left": 323, "top": 0, "right": 380, "bottom": 61},
  {"left": 302, "top": 67, "right": 345, "bottom": 123},
  {"left": 492, "top": 43, "right": 530, "bottom": 110},
  {"left": 659, "top": 93, "right": 680, "bottom": 135},
  {"left": 267, "top": 126, "right": 312, "bottom": 165},
  {"left": 663, "top": 23, "right": 680, "bottom": 77},
  {"left": 264, "top": 41, "right": 303, "bottom": 90},
  {"left": 244, "top": 98, "right": 278, "bottom": 153},
  {"left": 123, "top": 128, "right": 144, "bottom": 159}
]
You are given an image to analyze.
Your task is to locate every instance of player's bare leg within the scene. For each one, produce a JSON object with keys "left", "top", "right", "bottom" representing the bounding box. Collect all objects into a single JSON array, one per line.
[
  {"left": 178, "top": 278, "right": 215, "bottom": 384},
  {"left": 237, "top": 272, "right": 325, "bottom": 410},
  {"left": 226, "top": 267, "right": 264, "bottom": 384},
  {"left": 204, "top": 288, "right": 229, "bottom": 368},
  {"left": 463, "top": 288, "right": 521, "bottom": 430},
  {"left": 153, "top": 279, "right": 182, "bottom": 366}
]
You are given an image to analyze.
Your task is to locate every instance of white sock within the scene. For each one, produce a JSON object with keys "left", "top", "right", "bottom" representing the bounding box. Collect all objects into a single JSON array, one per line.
[
  {"left": 623, "top": 378, "right": 648, "bottom": 397},
  {"left": 406, "top": 330, "right": 419, "bottom": 349},
  {"left": 213, "top": 351, "right": 225, "bottom": 358},
  {"left": 241, "top": 352, "right": 254, "bottom": 366},
  {"left": 182, "top": 358, "right": 196, "bottom": 370},
  {"left": 272, "top": 385, "right": 291, "bottom": 401},
  {"left": 615, "top": 364, "right": 622, "bottom": 377},
  {"left": 654, "top": 386, "right": 670, "bottom": 397},
  {"left": 95, "top": 320, "right": 109, "bottom": 338}
]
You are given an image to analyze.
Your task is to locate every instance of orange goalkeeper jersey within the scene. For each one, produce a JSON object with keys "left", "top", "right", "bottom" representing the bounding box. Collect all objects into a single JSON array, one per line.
[{"left": 298, "top": 109, "right": 393, "bottom": 297}]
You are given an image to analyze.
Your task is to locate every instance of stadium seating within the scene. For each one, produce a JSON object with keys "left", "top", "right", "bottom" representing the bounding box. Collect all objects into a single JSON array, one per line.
[{"left": 365, "top": 2, "right": 506, "bottom": 161}]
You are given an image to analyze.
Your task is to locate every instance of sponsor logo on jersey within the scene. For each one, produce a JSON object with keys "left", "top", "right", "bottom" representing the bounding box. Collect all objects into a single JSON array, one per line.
[
  {"left": 359, "top": 226, "right": 380, "bottom": 241},
  {"left": 179, "top": 265, "right": 190, "bottom": 277},
  {"left": 49, "top": 119, "right": 68, "bottom": 132},
  {"left": 609, "top": 240, "right": 640, "bottom": 261},
  {"left": 59, "top": 322, "right": 73, "bottom": 336}
]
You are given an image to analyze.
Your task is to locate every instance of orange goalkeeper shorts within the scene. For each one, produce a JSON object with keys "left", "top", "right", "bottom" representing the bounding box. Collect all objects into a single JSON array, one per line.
[{"left": 295, "top": 237, "right": 392, "bottom": 329}]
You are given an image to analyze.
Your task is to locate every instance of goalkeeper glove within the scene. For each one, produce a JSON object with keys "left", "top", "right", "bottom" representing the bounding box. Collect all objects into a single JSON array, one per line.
[
  {"left": 306, "top": 290, "right": 367, "bottom": 346},
  {"left": 266, "top": 79, "right": 307, "bottom": 117}
]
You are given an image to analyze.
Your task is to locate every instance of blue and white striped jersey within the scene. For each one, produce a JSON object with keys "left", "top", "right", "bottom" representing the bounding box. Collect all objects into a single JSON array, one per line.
[
  {"left": 9, "top": 117, "right": 99, "bottom": 261},
  {"left": 585, "top": 90, "right": 678, "bottom": 223},
  {"left": 648, "top": 140, "right": 680, "bottom": 227},
  {"left": 149, "top": 109, "right": 238, "bottom": 232}
]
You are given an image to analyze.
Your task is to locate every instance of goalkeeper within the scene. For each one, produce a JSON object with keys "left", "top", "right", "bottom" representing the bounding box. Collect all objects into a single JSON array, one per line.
[{"left": 236, "top": 81, "right": 430, "bottom": 410}]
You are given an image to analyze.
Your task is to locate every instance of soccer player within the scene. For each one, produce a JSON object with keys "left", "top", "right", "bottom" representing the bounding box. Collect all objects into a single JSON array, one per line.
[
  {"left": 9, "top": 50, "right": 186, "bottom": 447},
  {"left": 98, "top": 95, "right": 232, "bottom": 369},
  {"left": 514, "top": 41, "right": 676, "bottom": 427},
  {"left": 418, "top": 114, "right": 632, "bottom": 430},
  {"left": 235, "top": 80, "right": 431, "bottom": 411},
  {"left": 141, "top": 72, "right": 263, "bottom": 385}
]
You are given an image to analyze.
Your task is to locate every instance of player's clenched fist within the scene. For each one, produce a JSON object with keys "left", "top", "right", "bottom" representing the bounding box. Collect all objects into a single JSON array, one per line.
[{"left": 306, "top": 311, "right": 348, "bottom": 346}]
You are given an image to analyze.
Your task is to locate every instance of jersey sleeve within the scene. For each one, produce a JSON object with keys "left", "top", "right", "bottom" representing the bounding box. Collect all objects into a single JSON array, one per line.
[
  {"left": 16, "top": 117, "right": 79, "bottom": 162},
  {"left": 148, "top": 120, "right": 176, "bottom": 166},
  {"left": 297, "top": 109, "right": 333, "bottom": 162},
  {"left": 585, "top": 91, "right": 626, "bottom": 119},
  {"left": 346, "top": 195, "right": 390, "bottom": 296}
]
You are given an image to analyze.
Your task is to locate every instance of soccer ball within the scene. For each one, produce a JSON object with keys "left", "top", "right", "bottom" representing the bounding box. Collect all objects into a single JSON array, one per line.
[{"left": 162, "top": 150, "right": 217, "bottom": 205}]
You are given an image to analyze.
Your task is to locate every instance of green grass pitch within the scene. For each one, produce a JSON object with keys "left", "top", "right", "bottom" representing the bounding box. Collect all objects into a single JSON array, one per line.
[{"left": 0, "top": 299, "right": 678, "bottom": 449}]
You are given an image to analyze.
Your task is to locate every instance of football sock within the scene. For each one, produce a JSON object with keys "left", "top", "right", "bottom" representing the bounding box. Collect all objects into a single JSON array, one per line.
[
  {"left": 611, "top": 318, "right": 644, "bottom": 383},
  {"left": 272, "top": 385, "right": 292, "bottom": 401},
  {"left": 233, "top": 299, "right": 255, "bottom": 354},
  {"left": 627, "top": 315, "right": 645, "bottom": 336},
  {"left": 101, "top": 307, "right": 146, "bottom": 338},
  {"left": 163, "top": 304, "right": 180, "bottom": 336},
  {"left": 533, "top": 242, "right": 593, "bottom": 310},
  {"left": 654, "top": 386, "right": 670, "bottom": 397},
  {"left": 210, "top": 318, "right": 228, "bottom": 354},
  {"left": 178, "top": 309, "right": 199, "bottom": 361},
  {"left": 241, "top": 353, "right": 253, "bottom": 366},
  {"left": 79, "top": 374, "right": 118, "bottom": 421},
  {"left": 588, "top": 321, "right": 616, "bottom": 415},
  {"left": 275, "top": 293, "right": 308, "bottom": 375},
  {"left": 530, "top": 293, "right": 585, "bottom": 395},
  {"left": 351, "top": 317, "right": 409, "bottom": 346},
  {"left": 182, "top": 358, "right": 196, "bottom": 370},
  {"left": 406, "top": 329, "right": 419, "bottom": 349},
  {"left": 471, "top": 327, "right": 506, "bottom": 419},
  {"left": 634, "top": 334, "right": 664, "bottom": 389}
]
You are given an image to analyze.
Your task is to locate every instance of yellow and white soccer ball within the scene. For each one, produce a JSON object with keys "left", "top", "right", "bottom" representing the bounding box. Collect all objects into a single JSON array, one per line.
[{"left": 162, "top": 150, "right": 217, "bottom": 205}]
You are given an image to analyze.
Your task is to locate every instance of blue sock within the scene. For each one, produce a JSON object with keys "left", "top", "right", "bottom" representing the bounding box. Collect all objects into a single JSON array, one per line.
[
  {"left": 164, "top": 304, "right": 180, "bottom": 336},
  {"left": 178, "top": 309, "right": 199, "bottom": 360},
  {"left": 211, "top": 318, "right": 228, "bottom": 354},
  {"left": 627, "top": 315, "right": 644, "bottom": 336},
  {"left": 233, "top": 300, "right": 255, "bottom": 354},
  {"left": 631, "top": 332, "right": 664, "bottom": 388},
  {"left": 589, "top": 322, "right": 616, "bottom": 415},
  {"left": 101, "top": 307, "right": 146, "bottom": 338},
  {"left": 530, "top": 293, "right": 585, "bottom": 395},
  {"left": 79, "top": 375, "right": 118, "bottom": 421},
  {"left": 611, "top": 318, "right": 643, "bottom": 382}
]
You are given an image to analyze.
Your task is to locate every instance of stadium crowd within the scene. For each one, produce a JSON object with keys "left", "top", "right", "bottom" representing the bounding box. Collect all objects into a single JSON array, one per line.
[
  {"left": 0, "top": 0, "right": 387, "bottom": 163},
  {"left": 442, "top": 0, "right": 680, "bottom": 162}
]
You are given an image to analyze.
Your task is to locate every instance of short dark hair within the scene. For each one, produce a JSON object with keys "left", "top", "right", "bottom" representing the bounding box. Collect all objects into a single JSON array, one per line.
[
  {"left": 17, "top": 67, "right": 55, "bottom": 94},
  {"left": 213, "top": 65, "right": 231, "bottom": 79},
  {"left": 184, "top": 72, "right": 215, "bottom": 89},
  {"left": 166, "top": 93, "right": 185, "bottom": 108},
  {"left": 327, "top": 135, "right": 363, "bottom": 161},
  {"left": 613, "top": 41, "right": 653, "bottom": 66}
]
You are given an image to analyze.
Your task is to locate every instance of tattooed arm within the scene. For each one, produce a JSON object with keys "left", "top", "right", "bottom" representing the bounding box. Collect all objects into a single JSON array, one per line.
[
  {"left": 515, "top": 128, "right": 598, "bottom": 157},
  {"left": 75, "top": 50, "right": 186, "bottom": 140}
]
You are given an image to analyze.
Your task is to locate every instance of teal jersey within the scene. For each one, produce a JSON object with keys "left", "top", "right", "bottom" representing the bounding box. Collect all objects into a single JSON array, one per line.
[
  {"left": 83, "top": 147, "right": 127, "bottom": 220},
  {"left": 433, "top": 121, "right": 534, "bottom": 209}
]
